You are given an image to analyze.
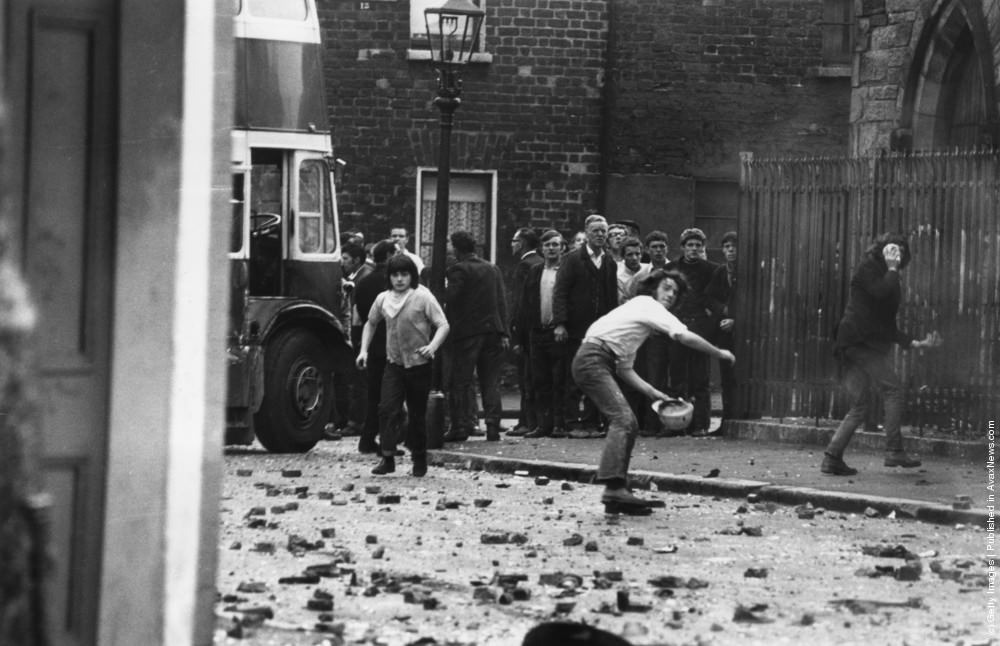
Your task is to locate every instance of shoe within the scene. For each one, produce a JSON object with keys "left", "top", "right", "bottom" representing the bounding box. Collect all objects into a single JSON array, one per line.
[
  {"left": 486, "top": 426, "right": 502, "bottom": 442},
  {"left": 411, "top": 454, "right": 427, "bottom": 477},
  {"left": 603, "top": 501, "right": 653, "bottom": 515},
  {"left": 602, "top": 490, "right": 661, "bottom": 507},
  {"left": 340, "top": 421, "right": 363, "bottom": 437},
  {"left": 371, "top": 456, "right": 395, "bottom": 475},
  {"left": 626, "top": 489, "right": 666, "bottom": 508},
  {"left": 358, "top": 441, "right": 380, "bottom": 454},
  {"left": 507, "top": 424, "right": 531, "bottom": 436},
  {"left": 469, "top": 427, "right": 486, "bottom": 437},
  {"left": 322, "top": 423, "right": 342, "bottom": 441},
  {"left": 568, "top": 427, "right": 600, "bottom": 439},
  {"left": 821, "top": 453, "right": 858, "bottom": 476},
  {"left": 884, "top": 452, "right": 922, "bottom": 468},
  {"left": 690, "top": 426, "right": 722, "bottom": 438},
  {"left": 442, "top": 429, "right": 470, "bottom": 442},
  {"left": 550, "top": 427, "right": 568, "bottom": 438},
  {"left": 524, "top": 427, "right": 551, "bottom": 438}
]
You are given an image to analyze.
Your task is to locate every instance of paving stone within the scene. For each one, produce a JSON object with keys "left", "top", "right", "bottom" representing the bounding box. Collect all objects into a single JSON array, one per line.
[
  {"left": 278, "top": 573, "right": 321, "bottom": 584},
  {"left": 306, "top": 598, "right": 334, "bottom": 611}
]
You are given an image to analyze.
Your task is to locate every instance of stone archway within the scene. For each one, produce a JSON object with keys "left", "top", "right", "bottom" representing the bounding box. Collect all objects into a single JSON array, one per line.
[{"left": 899, "top": 0, "right": 998, "bottom": 149}]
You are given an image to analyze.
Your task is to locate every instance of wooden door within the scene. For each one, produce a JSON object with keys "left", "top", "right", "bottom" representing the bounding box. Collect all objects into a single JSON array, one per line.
[{"left": 6, "top": 0, "right": 118, "bottom": 643}]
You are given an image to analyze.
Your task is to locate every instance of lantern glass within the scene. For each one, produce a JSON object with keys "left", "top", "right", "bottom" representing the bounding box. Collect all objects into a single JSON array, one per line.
[{"left": 424, "top": 0, "right": 484, "bottom": 64}]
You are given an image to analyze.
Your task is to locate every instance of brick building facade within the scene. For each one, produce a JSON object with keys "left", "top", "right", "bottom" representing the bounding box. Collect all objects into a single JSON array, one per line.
[{"left": 319, "top": 0, "right": 999, "bottom": 272}]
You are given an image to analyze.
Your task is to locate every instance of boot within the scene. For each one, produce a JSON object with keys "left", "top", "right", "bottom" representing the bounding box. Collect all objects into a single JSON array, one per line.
[
  {"left": 411, "top": 453, "right": 427, "bottom": 477},
  {"left": 486, "top": 425, "right": 502, "bottom": 442},
  {"left": 371, "top": 456, "right": 395, "bottom": 475},
  {"left": 820, "top": 452, "right": 857, "bottom": 476},
  {"left": 884, "top": 452, "right": 921, "bottom": 468}
]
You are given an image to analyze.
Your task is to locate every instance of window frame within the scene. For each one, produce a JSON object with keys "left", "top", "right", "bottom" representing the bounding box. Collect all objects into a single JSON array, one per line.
[
  {"left": 414, "top": 168, "right": 498, "bottom": 263},
  {"left": 406, "top": 0, "right": 493, "bottom": 63}
]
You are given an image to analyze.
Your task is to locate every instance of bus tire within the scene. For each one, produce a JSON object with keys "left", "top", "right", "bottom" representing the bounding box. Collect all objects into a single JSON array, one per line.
[{"left": 254, "top": 328, "right": 333, "bottom": 453}]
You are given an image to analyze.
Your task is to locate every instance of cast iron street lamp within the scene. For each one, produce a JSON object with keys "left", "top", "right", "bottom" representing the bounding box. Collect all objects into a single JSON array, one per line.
[
  {"left": 423, "top": 0, "right": 484, "bottom": 294},
  {"left": 423, "top": 0, "right": 484, "bottom": 448}
]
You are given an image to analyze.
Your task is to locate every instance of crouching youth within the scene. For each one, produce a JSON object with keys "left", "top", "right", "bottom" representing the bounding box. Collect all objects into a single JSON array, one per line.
[{"left": 571, "top": 269, "right": 735, "bottom": 515}]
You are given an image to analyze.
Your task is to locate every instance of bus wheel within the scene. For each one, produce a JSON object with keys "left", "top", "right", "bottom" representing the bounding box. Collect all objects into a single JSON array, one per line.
[{"left": 254, "top": 329, "right": 333, "bottom": 452}]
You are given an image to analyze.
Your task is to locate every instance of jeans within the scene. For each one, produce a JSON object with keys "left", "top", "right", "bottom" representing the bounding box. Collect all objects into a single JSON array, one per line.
[
  {"left": 571, "top": 341, "right": 639, "bottom": 484},
  {"left": 565, "top": 338, "right": 601, "bottom": 429},
  {"left": 529, "top": 328, "right": 568, "bottom": 432},
  {"left": 378, "top": 361, "right": 431, "bottom": 457},
  {"left": 826, "top": 346, "right": 905, "bottom": 457},
  {"left": 448, "top": 332, "right": 505, "bottom": 431}
]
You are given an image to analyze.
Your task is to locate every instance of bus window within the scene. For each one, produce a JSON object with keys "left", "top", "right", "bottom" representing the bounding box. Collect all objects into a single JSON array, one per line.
[
  {"left": 247, "top": 0, "right": 308, "bottom": 20},
  {"left": 297, "top": 158, "right": 334, "bottom": 254},
  {"left": 231, "top": 173, "right": 245, "bottom": 253}
]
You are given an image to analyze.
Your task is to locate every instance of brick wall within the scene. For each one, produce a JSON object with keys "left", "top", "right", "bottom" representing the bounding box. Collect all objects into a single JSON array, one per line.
[
  {"left": 609, "top": 0, "right": 851, "bottom": 180},
  {"left": 317, "top": 0, "right": 609, "bottom": 258},
  {"left": 318, "top": 0, "right": 857, "bottom": 263}
]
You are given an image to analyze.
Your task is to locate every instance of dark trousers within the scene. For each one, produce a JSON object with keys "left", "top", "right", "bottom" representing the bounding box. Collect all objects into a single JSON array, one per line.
[
  {"left": 378, "top": 361, "right": 431, "bottom": 457},
  {"left": 515, "top": 351, "right": 537, "bottom": 429},
  {"left": 826, "top": 347, "right": 905, "bottom": 457},
  {"left": 360, "top": 354, "right": 387, "bottom": 451},
  {"left": 635, "top": 333, "right": 671, "bottom": 431},
  {"left": 717, "top": 329, "right": 736, "bottom": 419},
  {"left": 669, "top": 318, "right": 712, "bottom": 431},
  {"left": 529, "top": 328, "right": 568, "bottom": 432},
  {"left": 448, "top": 332, "right": 505, "bottom": 431}
]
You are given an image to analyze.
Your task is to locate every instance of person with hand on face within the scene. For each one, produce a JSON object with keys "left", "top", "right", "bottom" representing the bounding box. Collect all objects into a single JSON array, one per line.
[
  {"left": 821, "top": 233, "right": 942, "bottom": 476},
  {"left": 572, "top": 269, "right": 735, "bottom": 514},
  {"left": 356, "top": 255, "right": 449, "bottom": 476},
  {"left": 606, "top": 223, "right": 628, "bottom": 264},
  {"left": 389, "top": 225, "right": 425, "bottom": 275}
]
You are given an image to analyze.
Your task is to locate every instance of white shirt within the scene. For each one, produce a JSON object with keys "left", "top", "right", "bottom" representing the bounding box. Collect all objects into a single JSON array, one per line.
[
  {"left": 587, "top": 244, "right": 605, "bottom": 269},
  {"left": 583, "top": 295, "right": 688, "bottom": 370},
  {"left": 402, "top": 248, "right": 425, "bottom": 274},
  {"left": 617, "top": 261, "right": 649, "bottom": 304},
  {"left": 539, "top": 265, "right": 559, "bottom": 325}
]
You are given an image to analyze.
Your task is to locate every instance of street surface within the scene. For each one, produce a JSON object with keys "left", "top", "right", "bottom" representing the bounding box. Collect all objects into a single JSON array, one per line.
[{"left": 214, "top": 441, "right": 990, "bottom": 646}]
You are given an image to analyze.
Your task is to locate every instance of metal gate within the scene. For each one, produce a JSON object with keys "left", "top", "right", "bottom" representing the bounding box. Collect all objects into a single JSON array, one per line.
[{"left": 737, "top": 150, "right": 1000, "bottom": 438}]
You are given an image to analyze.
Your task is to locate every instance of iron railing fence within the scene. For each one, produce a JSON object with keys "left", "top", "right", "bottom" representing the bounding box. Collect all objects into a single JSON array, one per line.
[{"left": 737, "top": 150, "right": 1000, "bottom": 438}]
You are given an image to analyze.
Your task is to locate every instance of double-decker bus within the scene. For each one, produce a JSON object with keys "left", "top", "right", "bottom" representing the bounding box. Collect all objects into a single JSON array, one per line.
[{"left": 226, "top": 0, "right": 352, "bottom": 452}]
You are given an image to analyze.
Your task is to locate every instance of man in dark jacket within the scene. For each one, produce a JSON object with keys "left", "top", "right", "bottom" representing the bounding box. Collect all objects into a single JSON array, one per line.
[
  {"left": 821, "top": 233, "right": 941, "bottom": 476},
  {"left": 553, "top": 214, "right": 618, "bottom": 435},
  {"left": 507, "top": 227, "right": 544, "bottom": 436},
  {"left": 706, "top": 230, "right": 738, "bottom": 424},
  {"left": 327, "top": 242, "right": 374, "bottom": 440},
  {"left": 518, "top": 229, "right": 568, "bottom": 438},
  {"left": 353, "top": 239, "right": 398, "bottom": 454},
  {"left": 666, "top": 228, "right": 723, "bottom": 435},
  {"left": 443, "top": 230, "right": 510, "bottom": 442}
]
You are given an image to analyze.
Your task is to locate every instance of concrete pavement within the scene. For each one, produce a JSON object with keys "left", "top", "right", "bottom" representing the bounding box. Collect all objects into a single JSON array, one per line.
[{"left": 429, "top": 422, "right": 990, "bottom": 527}]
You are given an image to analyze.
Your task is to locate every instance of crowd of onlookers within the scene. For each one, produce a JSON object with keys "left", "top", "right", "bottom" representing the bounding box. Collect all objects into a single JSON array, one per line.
[{"left": 327, "top": 218, "right": 738, "bottom": 475}]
